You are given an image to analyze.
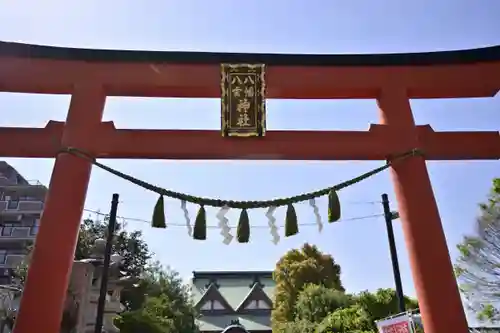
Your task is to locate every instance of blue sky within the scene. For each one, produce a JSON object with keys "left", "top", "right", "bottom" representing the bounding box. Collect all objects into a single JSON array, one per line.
[{"left": 0, "top": 0, "right": 499, "bottom": 302}]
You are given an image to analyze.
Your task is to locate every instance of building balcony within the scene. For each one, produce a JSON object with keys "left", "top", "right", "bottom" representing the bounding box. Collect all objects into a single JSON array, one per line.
[
  {"left": 0, "top": 254, "right": 26, "bottom": 268},
  {"left": 0, "top": 226, "right": 37, "bottom": 241},
  {"left": 0, "top": 200, "right": 44, "bottom": 214}
]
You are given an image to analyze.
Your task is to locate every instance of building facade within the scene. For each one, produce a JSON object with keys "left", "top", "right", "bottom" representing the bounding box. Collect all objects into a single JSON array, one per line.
[
  {"left": 192, "top": 271, "right": 274, "bottom": 333},
  {"left": 0, "top": 162, "right": 45, "bottom": 285}
]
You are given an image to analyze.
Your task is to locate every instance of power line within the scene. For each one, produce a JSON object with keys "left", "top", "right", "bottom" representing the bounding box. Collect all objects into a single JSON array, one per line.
[{"left": 82, "top": 207, "right": 384, "bottom": 229}]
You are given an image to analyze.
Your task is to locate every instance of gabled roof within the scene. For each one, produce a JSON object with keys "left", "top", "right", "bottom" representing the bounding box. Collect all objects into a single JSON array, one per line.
[
  {"left": 235, "top": 282, "right": 273, "bottom": 312},
  {"left": 195, "top": 282, "right": 234, "bottom": 312}
]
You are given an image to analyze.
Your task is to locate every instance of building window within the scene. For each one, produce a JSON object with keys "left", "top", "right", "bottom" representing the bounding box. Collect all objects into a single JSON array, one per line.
[
  {"left": 1, "top": 226, "right": 13, "bottom": 236},
  {"left": 0, "top": 223, "right": 16, "bottom": 237},
  {"left": 0, "top": 276, "right": 10, "bottom": 285},
  {"left": 19, "top": 196, "right": 37, "bottom": 201},
  {"left": 245, "top": 300, "right": 271, "bottom": 310},
  {"left": 31, "top": 220, "right": 40, "bottom": 235},
  {"left": 0, "top": 251, "right": 7, "bottom": 265},
  {"left": 200, "top": 300, "right": 225, "bottom": 311},
  {"left": 6, "top": 196, "right": 19, "bottom": 210}
]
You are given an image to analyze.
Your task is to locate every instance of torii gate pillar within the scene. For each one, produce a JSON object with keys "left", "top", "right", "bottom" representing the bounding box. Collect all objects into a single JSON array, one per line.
[
  {"left": 12, "top": 85, "right": 106, "bottom": 333},
  {"left": 378, "top": 88, "right": 469, "bottom": 333}
]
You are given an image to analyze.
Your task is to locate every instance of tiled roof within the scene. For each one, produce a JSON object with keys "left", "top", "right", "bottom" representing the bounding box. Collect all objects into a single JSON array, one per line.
[
  {"left": 193, "top": 271, "right": 273, "bottom": 280},
  {"left": 195, "top": 282, "right": 234, "bottom": 312},
  {"left": 235, "top": 282, "right": 273, "bottom": 312}
]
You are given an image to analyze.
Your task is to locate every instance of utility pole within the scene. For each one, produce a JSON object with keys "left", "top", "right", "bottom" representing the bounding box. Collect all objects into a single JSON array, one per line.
[
  {"left": 94, "top": 193, "right": 120, "bottom": 333},
  {"left": 381, "top": 193, "right": 406, "bottom": 313}
]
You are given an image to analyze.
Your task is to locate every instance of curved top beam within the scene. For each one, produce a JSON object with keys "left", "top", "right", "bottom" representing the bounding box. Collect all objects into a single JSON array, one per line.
[
  {"left": 1, "top": 41, "right": 500, "bottom": 66},
  {"left": 1, "top": 41, "right": 499, "bottom": 98}
]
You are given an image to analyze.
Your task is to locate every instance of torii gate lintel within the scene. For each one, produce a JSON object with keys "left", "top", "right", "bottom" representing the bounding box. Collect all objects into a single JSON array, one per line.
[{"left": 0, "top": 121, "right": 498, "bottom": 160}]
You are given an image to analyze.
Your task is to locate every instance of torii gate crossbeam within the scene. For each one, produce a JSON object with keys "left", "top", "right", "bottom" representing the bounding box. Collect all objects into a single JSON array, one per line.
[{"left": 0, "top": 41, "right": 499, "bottom": 333}]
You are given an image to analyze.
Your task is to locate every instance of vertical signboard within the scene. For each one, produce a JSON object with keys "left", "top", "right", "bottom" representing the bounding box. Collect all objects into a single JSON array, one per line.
[{"left": 221, "top": 64, "right": 266, "bottom": 137}]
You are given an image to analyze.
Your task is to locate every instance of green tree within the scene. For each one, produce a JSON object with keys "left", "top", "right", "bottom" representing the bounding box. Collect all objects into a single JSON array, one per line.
[
  {"left": 271, "top": 243, "right": 344, "bottom": 328},
  {"left": 115, "top": 298, "right": 170, "bottom": 333},
  {"left": 116, "top": 263, "right": 198, "bottom": 333},
  {"left": 273, "top": 319, "right": 317, "bottom": 333},
  {"left": 14, "top": 218, "right": 198, "bottom": 333},
  {"left": 76, "top": 217, "right": 151, "bottom": 278},
  {"left": 270, "top": 244, "right": 419, "bottom": 333},
  {"left": 455, "top": 178, "right": 500, "bottom": 321},
  {"left": 295, "top": 284, "right": 353, "bottom": 323},
  {"left": 354, "top": 288, "right": 418, "bottom": 322},
  {"left": 14, "top": 217, "right": 151, "bottom": 286},
  {"left": 316, "top": 304, "right": 373, "bottom": 333},
  {"left": 121, "top": 261, "right": 188, "bottom": 311},
  {"left": 317, "top": 289, "right": 418, "bottom": 333}
]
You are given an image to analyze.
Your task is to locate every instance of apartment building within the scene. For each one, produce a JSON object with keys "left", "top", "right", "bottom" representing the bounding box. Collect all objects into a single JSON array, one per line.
[{"left": 0, "top": 162, "right": 45, "bottom": 285}]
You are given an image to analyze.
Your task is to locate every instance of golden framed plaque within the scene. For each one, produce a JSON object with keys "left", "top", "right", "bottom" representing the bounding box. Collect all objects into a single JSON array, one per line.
[{"left": 221, "top": 64, "right": 266, "bottom": 137}]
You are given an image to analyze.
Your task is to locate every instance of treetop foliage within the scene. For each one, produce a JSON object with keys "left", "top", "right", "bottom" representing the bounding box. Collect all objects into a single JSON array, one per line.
[
  {"left": 272, "top": 243, "right": 344, "bottom": 326},
  {"left": 455, "top": 178, "right": 500, "bottom": 322},
  {"left": 272, "top": 243, "right": 418, "bottom": 333},
  {"left": 12, "top": 218, "right": 196, "bottom": 333}
]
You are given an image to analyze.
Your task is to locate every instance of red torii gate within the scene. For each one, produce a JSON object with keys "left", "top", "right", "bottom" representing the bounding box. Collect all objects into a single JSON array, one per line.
[{"left": 0, "top": 41, "right": 499, "bottom": 333}]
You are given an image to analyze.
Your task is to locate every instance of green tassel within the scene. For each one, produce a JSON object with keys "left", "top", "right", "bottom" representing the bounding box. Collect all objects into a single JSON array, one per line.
[
  {"left": 328, "top": 190, "right": 341, "bottom": 222},
  {"left": 193, "top": 205, "right": 207, "bottom": 240},
  {"left": 285, "top": 204, "right": 299, "bottom": 237},
  {"left": 151, "top": 196, "right": 166, "bottom": 228},
  {"left": 237, "top": 209, "right": 250, "bottom": 243}
]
